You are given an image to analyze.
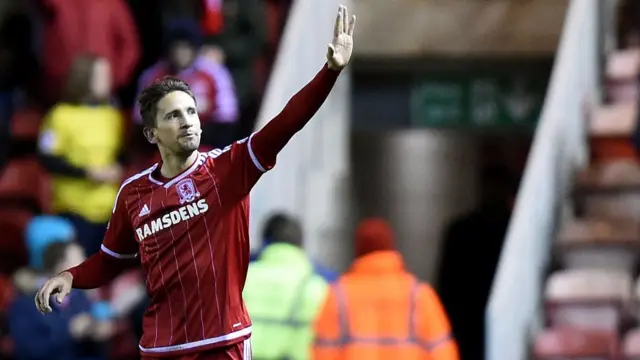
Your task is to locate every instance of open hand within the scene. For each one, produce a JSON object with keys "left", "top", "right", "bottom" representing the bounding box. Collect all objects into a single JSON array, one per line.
[
  {"left": 327, "top": 5, "right": 356, "bottom": 70},
  {"left": 34, "top": 271, "right": 73, "bottom": 314}
]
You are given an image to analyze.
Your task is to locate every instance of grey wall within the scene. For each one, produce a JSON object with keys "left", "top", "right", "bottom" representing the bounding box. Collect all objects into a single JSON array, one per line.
[{"left": 350, "top": 130, "right": 479, "bottom": 282}]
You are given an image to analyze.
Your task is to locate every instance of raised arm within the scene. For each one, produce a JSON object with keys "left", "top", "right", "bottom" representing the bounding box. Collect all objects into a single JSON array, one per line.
[
  {"left": 249, "top": 5, "right": 356, "bottom": 169},
  {"left": 211, "top": 5, "right": 356, "bottom": 198},
  {"left": 35, "top": 184, "right": 139, "bottom": 313}
]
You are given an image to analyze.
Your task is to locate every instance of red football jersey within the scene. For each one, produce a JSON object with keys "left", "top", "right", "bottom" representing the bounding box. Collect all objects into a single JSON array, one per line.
[
  {"left": 101, "top": 135, "right": 271, "bottom": 357},
  {"left": 66, "top": 63, "right": 340, "bottom": 358}
]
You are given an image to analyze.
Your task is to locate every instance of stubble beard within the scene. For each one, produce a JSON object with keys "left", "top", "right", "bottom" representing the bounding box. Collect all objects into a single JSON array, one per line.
[{"left": 176, "top": 136, "right": 200, "bottom": 156}]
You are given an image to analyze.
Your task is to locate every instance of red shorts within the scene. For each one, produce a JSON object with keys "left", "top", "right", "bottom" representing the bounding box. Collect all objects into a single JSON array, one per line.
[{"left": 144, "top": 338, "right": 252, "bottom": 360}]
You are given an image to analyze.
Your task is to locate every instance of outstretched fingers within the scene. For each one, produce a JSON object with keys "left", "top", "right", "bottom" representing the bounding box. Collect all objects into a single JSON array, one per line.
[
  {"left": 334, "top": 5, "right": 344, "bottom": 37},
  {"left": 348, "top": 14, "right": 356, "bottom": 36},
  {"left": 342, "top": 6, "right": 348, "bottom": 34}
]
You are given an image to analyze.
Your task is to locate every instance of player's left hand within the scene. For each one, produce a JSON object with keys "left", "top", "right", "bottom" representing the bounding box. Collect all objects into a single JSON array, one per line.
[{"left": 327, "top": 4, "right": 356, "bottom": 71}]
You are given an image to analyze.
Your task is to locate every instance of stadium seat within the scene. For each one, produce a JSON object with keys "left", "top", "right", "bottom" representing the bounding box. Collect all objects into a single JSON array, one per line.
[
  {"left": 556, "top": 217, "right": 640, "bottom": 272},
  {"left": 10, "top": 107, "right": 43, "bottom": 141},
  {"left": 607, "top": 48, "right": 640, "bottom": 80},
  {"left": 623, "top": 328, "right": 640, "bottom": 359},
  {"left": 533, "top": 327, "right": 619, "bottom": 359},
  {"left": 0, "top": 209, "right": 32, "bottom": 274},
  {"left": 589, "top": 103, "right": 637, "bottom": 137},
  {"left": 0, "top": 157, "right": 51, "bottom": 214},
  {"left": 605, "top": 48, "right": 640, "bottom": 103},
  {"left": 545, "top": 269, "right": 632, "bottom": 330},
  {"left": 575, "top": 160, "right": 640, "bottom": 221},
  {"left": 588, "top": 103, "right": 638, "bottom": 161}
]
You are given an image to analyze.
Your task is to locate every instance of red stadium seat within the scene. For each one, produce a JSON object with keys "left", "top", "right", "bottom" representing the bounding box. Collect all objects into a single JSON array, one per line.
[
  {"left": 556, "top": 217, "right": 640, "bottom": 272},
  {"left": 0, "top": 158, "right": 51, "bottom": 213},
  {"left": 589, "top": 103, "right": 637, "bottom": 138},
  {"left": 605, "top": 48, "right": 640, "bottom": 103},
  {"left": 576, "top": 160, "right": 640, "bottom": 221},
  {"left": 588, "top": 104, "right": 638, "bottom": 162},
  {"left": 10, "top": 107, "right": 43, "bottom": 141},
  {"left": 607, "top": 48, "right": 640, "bottom": 80},
  {"left": 545, "top": 269, "right": 632, "bottom": 330},
  {"left": 623, "top": 328, "right": 640, "bottom": 359},
  {"left": 533, "top": 327, "right": 619, "bottom": 359},
  {"left": 0, "top": 209, "right": 32, "bottom": 274}
]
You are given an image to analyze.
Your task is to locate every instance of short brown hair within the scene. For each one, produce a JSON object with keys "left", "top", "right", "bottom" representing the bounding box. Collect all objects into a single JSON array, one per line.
[
  {"left": 63, "top": 53, "right": 101, "bottom": 104},
  {"left": 138, "top": 77, "right": 196, "bottom": 128}
]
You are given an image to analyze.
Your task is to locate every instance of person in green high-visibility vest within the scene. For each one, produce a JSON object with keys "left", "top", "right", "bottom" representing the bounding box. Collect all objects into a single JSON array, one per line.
[{"left": 243, "top": 214, "right": 328, "bottom": 360}]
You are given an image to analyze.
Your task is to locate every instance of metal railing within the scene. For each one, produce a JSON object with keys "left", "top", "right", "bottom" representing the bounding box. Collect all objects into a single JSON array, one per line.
[{"left": 485, "top": 0, "right": 599, "bottom": 359}]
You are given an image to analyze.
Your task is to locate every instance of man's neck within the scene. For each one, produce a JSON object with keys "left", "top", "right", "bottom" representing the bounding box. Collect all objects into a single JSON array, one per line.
[{"left": 160, "top": 150, "right": 198, "bottom": 179}]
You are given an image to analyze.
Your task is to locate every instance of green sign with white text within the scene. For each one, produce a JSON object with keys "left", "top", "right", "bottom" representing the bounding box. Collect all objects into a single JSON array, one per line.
[{"left": 411, "top": 71, "right": 548, "bottom": 129}]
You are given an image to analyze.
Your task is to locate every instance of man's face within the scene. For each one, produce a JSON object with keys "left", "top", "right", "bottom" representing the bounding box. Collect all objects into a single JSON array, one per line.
[{"left": 150, "top": 90, "right": 202, "bottom": 156}]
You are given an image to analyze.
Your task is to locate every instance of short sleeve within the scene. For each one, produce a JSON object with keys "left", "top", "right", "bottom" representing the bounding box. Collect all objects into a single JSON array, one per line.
[
  {"left": 207, "top": 133, "right": 275, "bottom": 198},
  {"left": 38, "top": 109, "right": 65, "bottom": 156},
  {"left": 100, "top": 185, "right": 139, "bottom": 259}
]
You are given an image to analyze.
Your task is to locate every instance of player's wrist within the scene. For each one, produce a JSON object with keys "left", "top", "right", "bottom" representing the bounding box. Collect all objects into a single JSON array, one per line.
[
  {"left": 326, "top": 62, "right": 343, "bottom": 71},
  {"left": 58, "top": 271, "right": 74, "bottom": 284}
]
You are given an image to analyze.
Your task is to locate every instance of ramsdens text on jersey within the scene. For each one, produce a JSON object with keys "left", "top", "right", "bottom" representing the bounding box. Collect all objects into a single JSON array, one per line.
[{"left": 136, "top": 199, "right": 209, "bottom": 241}]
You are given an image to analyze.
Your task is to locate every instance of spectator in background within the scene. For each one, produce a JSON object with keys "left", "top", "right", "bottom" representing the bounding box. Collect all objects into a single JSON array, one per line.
[
  {"left": 0, "top": 0, "right": 39, "bottom": 169},
  {"left": 36, "top": 0, "right": 140, "bottom": 104},
  {"left": 313, "top": 218, "right": 458, "bottom": 360},
  {"left": 9, "top": 240, "right": 113, "bottom": 360},
  {"left": 251, "top": 213, "right": 339, "bottom": 282},
  {"left": 210, "top": 0, "right": 268, "bottom": 137},
  {"left": 19, "top": 215, "right": 115, "bottom": 320},
  {"left": 38, "top": 54, "right": 125, "bottom": 256},
  {"left": 25, "top": 216, "right": 76, "bottom": 272},
  {"left": 437, "top": 165, "right": 516, "bottom": 360},
  {"left": 22, "top": 215, "right": 145, "bottom": 346},
  {"left": 134, "top": 19, "right": 238, "bottom": 152},
  {"left": 243, "top": 214, "right": 328, "bottom": 360}
]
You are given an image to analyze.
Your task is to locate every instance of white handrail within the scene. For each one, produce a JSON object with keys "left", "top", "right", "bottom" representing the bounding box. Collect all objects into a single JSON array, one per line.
[{"left": 485, "top": 0, "right": 597, "bottom": 359}]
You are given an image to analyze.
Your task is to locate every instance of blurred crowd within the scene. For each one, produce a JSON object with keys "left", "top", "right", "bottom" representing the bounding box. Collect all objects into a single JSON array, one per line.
[
  {"left": 0, "top": 0, "right": 461, "bottom": 359},
  {"left": 0, "top": 0, "right": 538, "bottom": 358},
  {"left": 0, "top": 0, "right": 293, "bottom": 358}
]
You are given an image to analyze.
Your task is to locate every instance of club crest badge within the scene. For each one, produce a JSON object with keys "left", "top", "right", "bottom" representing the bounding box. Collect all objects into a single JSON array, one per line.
[{"left": 176, "top": 178, "right": 200, "bottom": 204}]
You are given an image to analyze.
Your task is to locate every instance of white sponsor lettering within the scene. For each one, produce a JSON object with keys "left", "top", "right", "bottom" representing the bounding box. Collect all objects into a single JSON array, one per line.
[{"left": 135, "top": 199, "right": 209, "bottom": 241}]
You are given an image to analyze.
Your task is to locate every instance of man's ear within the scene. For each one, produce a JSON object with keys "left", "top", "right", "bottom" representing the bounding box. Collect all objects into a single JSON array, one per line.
[{"left": 143, "top": 127, "right": 158, "bottom": 144}]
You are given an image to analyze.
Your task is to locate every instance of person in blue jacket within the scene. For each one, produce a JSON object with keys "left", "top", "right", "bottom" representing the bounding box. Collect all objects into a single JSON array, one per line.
[
  {"left": 9, "top": 240, "right": 112, "bottom": 360},
  {"left": 251, "top": 213, "right": 339, "bottom": 282}
]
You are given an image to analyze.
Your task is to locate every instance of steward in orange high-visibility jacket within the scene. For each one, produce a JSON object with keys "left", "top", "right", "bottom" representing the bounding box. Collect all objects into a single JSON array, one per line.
[{"left": 312, "top": 218, "right": 459, "bottom": 360}]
